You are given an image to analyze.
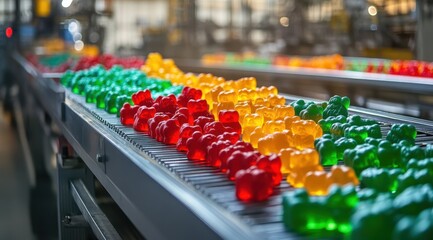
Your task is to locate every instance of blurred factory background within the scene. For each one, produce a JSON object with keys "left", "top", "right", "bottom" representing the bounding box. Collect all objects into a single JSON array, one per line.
[
  {"left": 2, "top": 0, "right": 432, "bottom": 119},
  {"left": 1, "top": 0, "right": 430, "bottom": 59}
]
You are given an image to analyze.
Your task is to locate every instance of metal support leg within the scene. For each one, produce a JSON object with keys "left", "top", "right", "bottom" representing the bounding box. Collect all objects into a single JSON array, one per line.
[
  {"left": 56, "top": 153, "right": 94, "bottom": 240},
  {"left": 70, "top": 179, "right": 122, "bottom": 240},
  {"left": 57, "top": 151, "right": 121, "bottom": 240}
]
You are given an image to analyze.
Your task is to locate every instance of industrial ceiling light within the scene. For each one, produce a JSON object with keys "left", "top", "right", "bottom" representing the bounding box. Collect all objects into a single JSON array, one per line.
[
  {"left": 280, "top": 17, "right": 289, "bottom": 27},
  {"left": 74, "top": 40, "right": 84, "bottom": 51},
  {"left": 62, "top": 0, "right": 73, "bottom": 8},
  {"left": 368, "top": 6, "right": 378, "bottom": 16},
  {"left": 68, "top": 21, "right": 78, "bottom": 33}
]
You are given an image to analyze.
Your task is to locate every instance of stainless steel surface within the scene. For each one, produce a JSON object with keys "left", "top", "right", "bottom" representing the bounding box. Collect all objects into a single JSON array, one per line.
[
  {"left": 42, "top": 72, "right": 66, "bottom": 79},
  {"left": 70, "top": 179, "right": 122, "bottom": 240}
]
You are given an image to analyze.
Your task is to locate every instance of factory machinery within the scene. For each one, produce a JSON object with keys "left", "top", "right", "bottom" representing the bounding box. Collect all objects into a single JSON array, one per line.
[{"left": 8, "top": 52, "right": 433, "bottom": 240}]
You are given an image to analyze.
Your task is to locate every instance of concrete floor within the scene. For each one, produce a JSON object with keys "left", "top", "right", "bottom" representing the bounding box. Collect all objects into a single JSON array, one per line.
[{"left": 0, "top": 106, "right": 35, "bottom": 240}]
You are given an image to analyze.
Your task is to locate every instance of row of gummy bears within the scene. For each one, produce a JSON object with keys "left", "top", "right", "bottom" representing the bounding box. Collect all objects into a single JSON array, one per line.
[{"left": 60, "top": 53, "right": 433, "bottom": 239}]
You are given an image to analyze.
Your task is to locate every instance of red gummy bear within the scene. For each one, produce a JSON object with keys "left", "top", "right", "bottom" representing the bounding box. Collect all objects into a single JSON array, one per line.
[
  {"left": 192, "top": 111, "right": 214, "bottom": 120},
  {"left": 256, "top": 154, "right": 282, "bottom": 186},
  {"left": 186, "top": 132, "right": 217, "bottom": 160},
  {"left": 206, "top": 140, "right": 231, "bottom": 167},
  {"left": 216, "top": 132, "right": 239, "bottom": 144},
  {"left": 118, "top": 56, "right": 144, "bottom": 69},
  {"left": 148, "top": 113, "right": 170, "bottom": 138},
  {"left": 177, "top": 87, "right": 202, "bottom": 107},
  {"left": 193, "top": 116, "right": 215, "bottom": 130},
  {"left": 235, "top": 166, "right": 273, "bottom": 201},
  {"left": 120, "top": 103, "right": 139, "bottom": 126},
  {"left": 219, "top": 142, "right": 254, "bottom": 172},
  {"left": 377, "top": 63, "right": 384, "bottom": 73},
  {"left": 132, "top": 90, "right": 154, "bottom": 107},
  {"left": 153, "top": 95, "right": 178, "bottom": 114},
  {"left": 133, "top": 106, "right": 156, "bottom": 132},
  {"left": 176, "top": 124, "right": 202, "bottom": 151},
  {"left": 219, "top": 109, "right": 239, "bottom": 123},
  {"left": 218, "top": 110, "right": 242, "bottom": 134},
  {"left": 203, "top": 122, "right": 233, "bottom": 136},
  {"left": 156, "top": 119, "right": 180, "bottom": 144},
  {"left": 226, "top": 151, "right": 260, "bottom": 181},
  {"left": 172, "top": 107, "right": 191, "bottom": 126},
  {"left": 187, "top": 99, "right": 209, "bottom": 114},
  {"left": 366, "top": 64, "right": 374, "bottom": 73}
]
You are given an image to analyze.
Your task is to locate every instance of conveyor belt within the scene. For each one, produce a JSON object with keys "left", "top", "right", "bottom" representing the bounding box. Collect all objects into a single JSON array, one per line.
[
  {"left": 65, "top": 90, "right": 299, "bottom": 239},
  {"left": 65, "top": 87, "right": 433, "bottom": 239},
  {"left": 12, "top": 52, "right": 433, "bottom": 239}
]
